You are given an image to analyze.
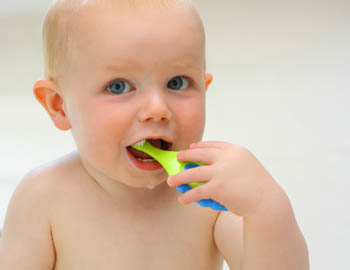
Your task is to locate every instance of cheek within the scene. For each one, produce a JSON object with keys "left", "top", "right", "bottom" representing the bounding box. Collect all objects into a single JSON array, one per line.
[
  {"left": 176, "top": 95, "right": 206, "bottom": 141},
  {"left": 68, "top": 99, "right": 131, "bottom": 157}
]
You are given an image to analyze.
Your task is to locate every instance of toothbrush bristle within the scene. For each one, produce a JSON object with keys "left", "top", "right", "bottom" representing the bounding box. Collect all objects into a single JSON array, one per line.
[{"left": 134, "top": 139, "right": 146, "bottom": 147}]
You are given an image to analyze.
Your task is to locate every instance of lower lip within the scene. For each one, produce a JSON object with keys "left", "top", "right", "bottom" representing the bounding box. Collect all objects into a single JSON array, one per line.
[{"left": 126, "top": 148, "right": 163, "bottom": 171}]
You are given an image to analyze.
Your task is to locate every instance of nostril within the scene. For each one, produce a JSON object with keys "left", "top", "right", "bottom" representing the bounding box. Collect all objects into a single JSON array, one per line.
[
  {"left": 140, "top": 115, "right": 171, "bottom": 123},
  {"left": 138, "top": 97, "right": 172, "bottom": 123}
]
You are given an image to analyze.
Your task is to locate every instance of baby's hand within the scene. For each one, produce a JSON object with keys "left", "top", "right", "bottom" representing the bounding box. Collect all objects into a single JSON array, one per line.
[{"left": 167, "top": 141, "right": 282, "bottom": 217}]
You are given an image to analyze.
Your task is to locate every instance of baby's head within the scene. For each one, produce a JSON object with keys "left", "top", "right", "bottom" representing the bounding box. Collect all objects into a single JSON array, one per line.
[
  {"left": 34, "top": 0, "right": 213, "bottom": 189},
  {"left": 42, "top": 0, "right": 207, "bottom": 84}
]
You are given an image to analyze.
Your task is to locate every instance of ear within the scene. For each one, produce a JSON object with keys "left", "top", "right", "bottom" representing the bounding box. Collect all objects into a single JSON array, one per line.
[
  {"left": 204, "top": 72, "right": 213, "bottom": 90},
  {"left": 33, "top": 79, "right": 72, "bottom": 131}
]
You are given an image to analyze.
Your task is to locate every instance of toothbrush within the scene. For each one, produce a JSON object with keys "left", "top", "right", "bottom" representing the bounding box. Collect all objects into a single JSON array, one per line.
[{"left": 132, "top": 140, "right": 228, "bottom": 211}]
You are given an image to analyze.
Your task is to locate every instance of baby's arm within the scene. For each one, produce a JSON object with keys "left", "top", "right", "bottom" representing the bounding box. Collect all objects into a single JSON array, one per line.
[
  {"left": 168, "top": 141, "right": 309, "bottom": 269},
  {"left": 214, "top": 195, "right": 308, "bottom": 269},
  {"left": 0, "top": 171, "right": 56, "bottom": 269}
]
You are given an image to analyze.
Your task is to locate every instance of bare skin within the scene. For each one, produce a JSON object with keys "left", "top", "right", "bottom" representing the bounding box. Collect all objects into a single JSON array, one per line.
[
  {"left": 1, "top": 2, "right": 228, "bottom": 269},
  {"left": 0, "top": 152, "right": 224, "bottom": 269},
  {"left": 0, "top": 1, "right": 308, "bottom": 269}
]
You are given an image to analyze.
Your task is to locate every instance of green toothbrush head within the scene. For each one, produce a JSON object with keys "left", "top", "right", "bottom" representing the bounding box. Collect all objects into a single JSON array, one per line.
[
  {"left": 131, "top": 140, "right": 204, "bottom": 184},
  {"left": 131, "top": 140, "right": 228, "bottom": 211},
  {"left": 131, "top": 140, "right": 184, "bottom": 176}
]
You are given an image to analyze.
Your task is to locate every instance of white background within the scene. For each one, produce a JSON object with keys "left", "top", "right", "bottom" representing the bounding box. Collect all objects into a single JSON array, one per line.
[{"left": 0, "top": 0, "right": 349, "bottom": 269}]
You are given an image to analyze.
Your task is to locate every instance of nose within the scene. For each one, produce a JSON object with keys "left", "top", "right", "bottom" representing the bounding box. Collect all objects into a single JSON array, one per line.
[{"left": 137, "top": 89, "right": 172, "bottom": 123}]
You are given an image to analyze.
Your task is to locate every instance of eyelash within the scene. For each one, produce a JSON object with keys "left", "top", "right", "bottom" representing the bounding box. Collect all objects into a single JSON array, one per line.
[
  {"left": 104, "top": 78, "right": 132, "bottom": 94},
  {"left": 167, "top": 76, "right": 195, "bottom": 90}
]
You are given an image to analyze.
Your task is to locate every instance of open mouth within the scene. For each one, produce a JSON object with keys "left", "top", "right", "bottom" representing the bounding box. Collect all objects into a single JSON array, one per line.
[{"left": 127, "top": 139, "right": 172, "bottom": 162}]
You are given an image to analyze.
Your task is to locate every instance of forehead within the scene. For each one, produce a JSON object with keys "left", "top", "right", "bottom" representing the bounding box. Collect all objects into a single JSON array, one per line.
[{"left": 69, "top": 2, "right": 205, "bottom": 70}]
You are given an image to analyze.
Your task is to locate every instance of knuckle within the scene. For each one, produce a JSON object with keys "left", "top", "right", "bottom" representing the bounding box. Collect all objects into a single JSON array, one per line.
[
  {"left": 210, "top": 181, "right": 221, "bottom": 194},
  {"left": 230, "top": 143, "right": 244, "bottom": 151},
  {"left": 193, "top": 166, "right": 204, "bottom": 178},
  {"left": 184, "top": 168, "right": 195, "bottom": 179},
  {"left": 227, "top": 144, "right": 251, "bottom": 159},
  {"left": 192, "top": 185, "right": 205, "bottom": 199}
]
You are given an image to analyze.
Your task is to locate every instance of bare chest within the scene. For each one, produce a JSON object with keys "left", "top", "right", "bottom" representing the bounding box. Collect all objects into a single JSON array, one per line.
[{"left": 52, "top": 201, "right": 223, "bottom": 270}]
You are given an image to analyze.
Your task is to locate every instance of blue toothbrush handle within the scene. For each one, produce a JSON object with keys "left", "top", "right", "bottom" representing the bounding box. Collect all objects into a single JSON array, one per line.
[
  {"left": 180, "top": 163, "right": 228, "bottom": 211},
  {"left": 176, "top": 184, "right": 228, "bottom": 211}
]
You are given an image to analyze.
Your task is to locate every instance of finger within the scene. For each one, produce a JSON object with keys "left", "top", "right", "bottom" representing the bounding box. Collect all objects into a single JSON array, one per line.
[
  {"left": 177, "top": 182, "right": 213, "bottom": 205},
  {"left": 177, "top": 147, "right": 221, "bottom": 164},
  {"left": 190, "top": 141, "right": 231, "bottom": 150},
  {"left": 167, "top": 165, "right": 213, "bottom": 187}
]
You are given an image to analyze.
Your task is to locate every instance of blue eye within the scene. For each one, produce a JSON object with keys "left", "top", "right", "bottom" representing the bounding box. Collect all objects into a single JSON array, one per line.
[
  {"left": 107, "top": 80, "right": 132, "bottom": 94},
  {"left": 167, "top": 76, "right": 189, "bottom": 90}
]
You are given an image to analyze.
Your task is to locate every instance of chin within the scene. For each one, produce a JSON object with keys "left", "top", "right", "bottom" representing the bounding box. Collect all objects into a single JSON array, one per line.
[
  {"left": 121, "top": 174, "right": 167, "bottom": 190},
  {"left": 140, "top": 179, "right": 166, "bottom": 190}
]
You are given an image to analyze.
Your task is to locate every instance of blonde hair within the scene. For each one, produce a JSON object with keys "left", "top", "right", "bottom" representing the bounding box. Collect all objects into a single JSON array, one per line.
[
  {"left": 42, "top": 0, "right": 82, "bottom": 82},
  {"left": 42, "top": 0, "right": 198, "bottom": 83}
]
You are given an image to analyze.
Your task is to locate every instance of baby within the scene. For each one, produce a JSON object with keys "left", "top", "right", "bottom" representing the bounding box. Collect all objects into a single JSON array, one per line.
[{"left": 0, "top": 0, "right": 309, "bottom": 269}]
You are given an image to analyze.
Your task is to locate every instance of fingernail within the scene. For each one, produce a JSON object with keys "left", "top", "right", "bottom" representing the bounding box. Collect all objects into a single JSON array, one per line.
[
  {"left": 178, "top": 196, "right": 187, "bottom": 205},
  {"left": 167, "top": 176, "right": 174, "bottom": 186}
]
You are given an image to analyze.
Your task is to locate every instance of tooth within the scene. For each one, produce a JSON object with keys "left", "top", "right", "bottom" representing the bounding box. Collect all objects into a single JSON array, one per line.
[
  {"left": 137, "top": 158, "right": 155, "bottom": 162},
  {"left": 134, "top": 140, "right": 146, "bottom": 147}
]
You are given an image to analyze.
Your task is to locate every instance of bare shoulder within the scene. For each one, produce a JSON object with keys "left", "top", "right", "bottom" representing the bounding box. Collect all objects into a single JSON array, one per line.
[
  {"left": 28, "top": 151, "right": 83, "bottom": 183},
  {"left": 0, "top": 152, "right": 82, "bottom": 269},
  {"left": 5, "top": 151, "right": 82, "bottom": 216},
  {"left": 21, "top": 151, "right": 85, "bottom": 197}
]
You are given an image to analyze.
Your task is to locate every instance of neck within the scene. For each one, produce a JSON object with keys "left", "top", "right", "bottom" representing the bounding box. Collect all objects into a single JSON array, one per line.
[{"left": 77, "top": 154, "right": 177, "bottom": 209}]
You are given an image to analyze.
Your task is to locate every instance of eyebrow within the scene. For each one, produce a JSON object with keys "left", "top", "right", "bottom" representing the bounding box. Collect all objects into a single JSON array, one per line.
[
  {"left": 105, "top": 64, "right": 134, "bottom": 71},
  {"left": 169, "top": 61, "right": 200, "bottom": 69},
  {"left": 105, "top": 61, "right": 202, "bottom": 72}
]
